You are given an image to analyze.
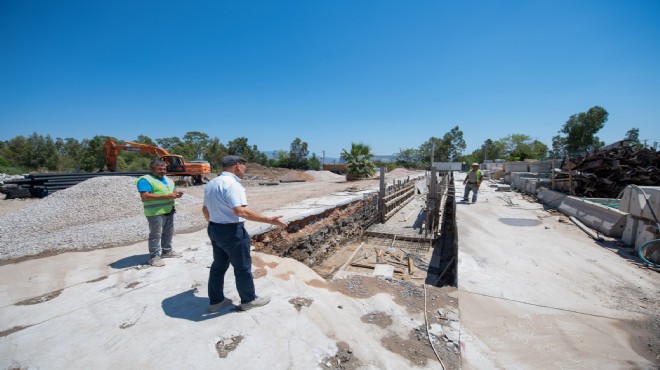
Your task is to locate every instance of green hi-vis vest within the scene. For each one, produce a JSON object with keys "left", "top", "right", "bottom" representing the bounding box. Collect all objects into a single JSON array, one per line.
[
  {"left": 136, "top": 175, "right": 175, "bottom": 216},
  {"left": 467, "top": 169, "right": 482, "bottom": 183}
]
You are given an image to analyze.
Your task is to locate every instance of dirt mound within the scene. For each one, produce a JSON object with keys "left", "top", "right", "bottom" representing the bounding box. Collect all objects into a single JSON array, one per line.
[{"left": 244, "top": 163, "right": 314, "bottom": 183}]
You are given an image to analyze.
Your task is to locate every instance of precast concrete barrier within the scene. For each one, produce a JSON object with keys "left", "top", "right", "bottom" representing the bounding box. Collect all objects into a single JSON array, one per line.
[{"left": 537, "top": 187, "right": 627, "bottom": 238}]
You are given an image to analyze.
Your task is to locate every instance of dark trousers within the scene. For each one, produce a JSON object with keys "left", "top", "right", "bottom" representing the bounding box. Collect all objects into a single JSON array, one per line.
[{"left": 207, "top": 223, "right": 256, "bottom": 305}]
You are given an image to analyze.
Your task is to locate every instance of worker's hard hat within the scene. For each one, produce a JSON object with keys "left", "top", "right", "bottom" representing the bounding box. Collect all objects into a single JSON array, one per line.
[{"left": 471, "top": 162, "right": 479, "bottom": 166}]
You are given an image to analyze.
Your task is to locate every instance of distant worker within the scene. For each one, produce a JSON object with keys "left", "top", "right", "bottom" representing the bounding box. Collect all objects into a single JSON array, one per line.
[
  {"left": 203, "top": 155, "right": 287, "bottom": 312},
  {"left": 463, "top": 162, "right": 483, "bottom": 203},
  {"left": 136, "top": 160, "right": 184, "bottom": 267}
]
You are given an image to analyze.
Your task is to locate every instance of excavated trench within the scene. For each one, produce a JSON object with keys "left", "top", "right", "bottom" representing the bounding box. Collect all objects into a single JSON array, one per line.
[
  {"left": 252, "top": 194, "right": 380, "bottom": 266},
  {"left": 251, "top": 173, "right": 459, "bottom": 287}
]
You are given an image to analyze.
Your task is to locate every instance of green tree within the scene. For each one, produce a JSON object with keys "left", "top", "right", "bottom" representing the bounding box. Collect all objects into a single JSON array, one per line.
[
  {"left": 624, "top": 128, "right": 643, "bottom": 150},
  {"left": 226, "top": 137, "right": 264, "bottom": 163},
  {"left": 493, "top": 134, "right": 549, "bottom": 161},
  {"left": 553, "top": 106, "right": 608, "bottom": 156},
  {"left": 183, "top": 131, "right": 210, "bottom": 160},
  {"left": 288, "top": 138, "right": 309, "bottom": 169},
  {"left": 308, "top": 153, "right": 321, "bottom": 171},
  {"left": 419, "top": 126, "right": 466, "bottom": 164},
  {"left": 270, "top": 150, "right": 289, "bottom": 168},
  {"left": 395, "top": 148, "right": 421, "bottom": 168},
  {"left": 55, "top": 138, "right": 83, "bottom": 171},
  {"left": 156, "top": 137, "right": 181, "bottom": 152},
  {"left": 79, "top": 135, "right": 111, "bottom": 172},
  {"left": 135, "top": 135, "right": 157, "bottom": 146},
  {"left": 341, "top": 142, "right": 376, "bottom": 180},
  {"left": 204, "top": 137, "right": 228, "bottom": 171}
]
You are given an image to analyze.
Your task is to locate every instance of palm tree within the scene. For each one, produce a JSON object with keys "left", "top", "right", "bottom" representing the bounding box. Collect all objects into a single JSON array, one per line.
[{"left": 341, "top": 143, "right": 376, "bottom": 180}]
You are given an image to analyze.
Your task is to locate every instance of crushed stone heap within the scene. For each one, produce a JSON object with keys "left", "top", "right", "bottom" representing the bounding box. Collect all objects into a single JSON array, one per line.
[{"left": 0, "top": 176, "right": 204, "bottom": 262}]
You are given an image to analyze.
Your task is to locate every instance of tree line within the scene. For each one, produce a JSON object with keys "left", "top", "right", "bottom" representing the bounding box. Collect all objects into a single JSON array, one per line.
[
  {"left": 0, "top": 132, "right": 321, "bottom": 175},
  {"left": 0, "top": 106, "right": 646, "bottom": 175},
  {"left": 394, "top": 106, "right": 645, "bottom": 168}
]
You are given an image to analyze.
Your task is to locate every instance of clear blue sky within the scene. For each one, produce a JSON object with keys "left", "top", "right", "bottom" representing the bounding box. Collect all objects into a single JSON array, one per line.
[{"left": 1, "top": 1, "right": 659, "bottom": 158}]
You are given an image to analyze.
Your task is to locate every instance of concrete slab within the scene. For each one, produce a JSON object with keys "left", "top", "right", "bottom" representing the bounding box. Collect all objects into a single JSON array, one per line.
[
  {"left": 1, "top": 177, "right": 458, "bottom": 370},
  {"left": 454, "top": 173, "right": 659, "bottom": 369}
]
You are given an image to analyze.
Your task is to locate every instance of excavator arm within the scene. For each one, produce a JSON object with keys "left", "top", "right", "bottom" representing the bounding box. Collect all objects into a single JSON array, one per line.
[
  {"left": 104, "top": 139, "right": 210, "bottom": 183},
  {"left": 105, "top": 139, "right": 173, "bottom": 172}
]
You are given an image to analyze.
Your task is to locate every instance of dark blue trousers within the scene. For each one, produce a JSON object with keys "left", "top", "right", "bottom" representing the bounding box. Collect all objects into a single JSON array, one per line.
[{"left": 207, "top": 223, "right": 256, "bottom": 305}]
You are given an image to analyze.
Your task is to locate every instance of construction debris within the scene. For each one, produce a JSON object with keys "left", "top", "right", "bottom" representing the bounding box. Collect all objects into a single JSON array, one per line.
[{"left": 554, "top": 141, "right": 660, "bottom": 198}]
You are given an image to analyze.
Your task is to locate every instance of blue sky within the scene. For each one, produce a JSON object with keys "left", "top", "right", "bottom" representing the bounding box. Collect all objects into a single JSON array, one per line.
[{"left": 1, "top": 1, "right": 659, "bottom": 158}]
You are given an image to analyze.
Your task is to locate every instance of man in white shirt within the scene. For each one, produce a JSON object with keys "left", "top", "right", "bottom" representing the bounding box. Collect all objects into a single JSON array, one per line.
[{"left": 202, "top": 155, "right": 287, "bottom": 312}]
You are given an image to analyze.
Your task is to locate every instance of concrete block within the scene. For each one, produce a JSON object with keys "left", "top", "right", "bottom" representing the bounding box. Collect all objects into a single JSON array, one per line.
[
  {"left": 504, "top": 162, "right": 528, "bottom": 173},
  {"left": 511, "top": 173, "right": 536, "bottom": 189},
  {"left": 537, "top": 187, "right": 568, "bottom": 209},
  {"left": 622, "top": 215, "right": 639, "bottom": 247},
  {"left": 373, "top": 264, "right": 394, "bottom": 279},
  {"left": 528, "top": 161, "right": 553, "bottom": 173},
  {"left": 558, "top": 196, "right": 628, "bottom": 238},
  {"left": 525, "top": 179, "right": 550, "bottom": 195},
  {"left": 634, "top": 220, "right": 659, "bottom": 251},
  {"left": 619, "top": 186, "right": 660, "bottom": 221},
  {"left": 483, "top": 163, "right": 503, "bottom": 171},
  {"left": 497, "top": 184, "right": 511, "bottom": 192}
]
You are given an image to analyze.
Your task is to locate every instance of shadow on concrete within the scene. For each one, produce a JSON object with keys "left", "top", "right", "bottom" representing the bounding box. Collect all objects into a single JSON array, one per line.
[
  {"left": 412, "top": 210, "right": 426, "bottom": 231},
  {"left": 110, "top": 254, "right": 150, "bottom": 269},
  {"left": 162, "top": 289, "right": 236, "bottom": 321},
  {"left": 595, "top": 239, "right": 646, "bottom": 264}
]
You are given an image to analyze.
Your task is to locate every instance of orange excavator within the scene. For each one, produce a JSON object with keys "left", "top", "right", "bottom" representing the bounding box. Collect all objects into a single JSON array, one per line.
[{"left": 104, "top": 139, "right": 211, "bottom": 184}]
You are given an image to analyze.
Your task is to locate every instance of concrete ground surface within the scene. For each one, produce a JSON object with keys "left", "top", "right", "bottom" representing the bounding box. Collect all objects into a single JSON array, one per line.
[
  {"left": 0, "top": 177, "right": 458, "bottom": 370},
  {"left": 1, "top": 170, "right": 659, "bottom": 369},
  {"left": 455, "top": 173, "right": 660, "bottom": 369}
]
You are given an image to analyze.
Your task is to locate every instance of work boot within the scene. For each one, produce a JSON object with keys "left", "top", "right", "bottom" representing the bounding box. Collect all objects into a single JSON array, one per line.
[
  {"left": 240, "top": 296, "right": 271, "bottom": 311},
  {"left": 208, "top": 298, "right": 233, "bottom": 313},
  {"left": 149, "top": 257, "right": 165, "bottom": 267},
  {"left": 161, "top": 250, "right": 182, "bottom": 258}
]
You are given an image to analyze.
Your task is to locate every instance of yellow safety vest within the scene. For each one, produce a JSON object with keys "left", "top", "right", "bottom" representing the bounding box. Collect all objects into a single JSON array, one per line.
[{"left": 136, "top": 175, "right": 175, "bottom": 216}]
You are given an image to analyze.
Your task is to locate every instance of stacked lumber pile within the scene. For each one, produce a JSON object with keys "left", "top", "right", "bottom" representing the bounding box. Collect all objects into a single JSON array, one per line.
[{"left": 555, "top": 141, "right": 660, "bottom": 198}]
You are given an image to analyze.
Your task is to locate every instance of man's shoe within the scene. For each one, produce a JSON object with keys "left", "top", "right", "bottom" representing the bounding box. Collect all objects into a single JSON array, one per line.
[
  {"left": 149, "top": 257, "right": 165, "bottom": 267},
  {"left": 208, "top": 298, "right": 233, "bottom": 313},
  {"left": 161, "top": 250, "right": 182, "bottom": 258},
  {"left": 240, "top": 296, "right": 271, "bottom": 311}
]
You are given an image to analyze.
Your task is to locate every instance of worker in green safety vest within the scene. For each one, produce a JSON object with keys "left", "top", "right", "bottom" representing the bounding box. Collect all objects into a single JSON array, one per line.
[
  {"left": 463, "top": 162, "right": 483, "bottom": 203},
  {"left": 136, "top": 160, "right": 184, "bottom": 267}
]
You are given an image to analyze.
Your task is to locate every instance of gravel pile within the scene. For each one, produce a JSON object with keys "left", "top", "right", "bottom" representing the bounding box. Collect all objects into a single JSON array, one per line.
[{"left": 0, "top": 176, "right": 205, "bottom": 262}]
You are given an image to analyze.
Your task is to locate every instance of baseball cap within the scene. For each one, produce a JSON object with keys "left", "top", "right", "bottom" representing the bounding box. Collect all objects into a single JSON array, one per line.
[{"left": 222, "top": 155, "right": 247, "bottom": 167}]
